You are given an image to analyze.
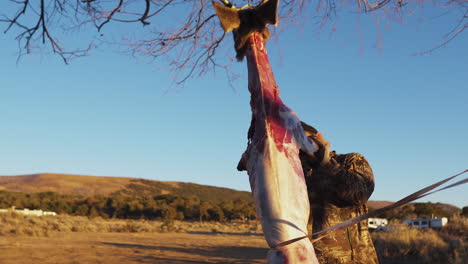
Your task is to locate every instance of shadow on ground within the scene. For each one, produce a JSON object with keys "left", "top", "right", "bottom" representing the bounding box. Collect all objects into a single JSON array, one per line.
[
  {"left": 101, "top": 242, "right": 268, "bottom": 264},
  {"left": 187, "top": 231, "right": 263, "bottom": 236}
]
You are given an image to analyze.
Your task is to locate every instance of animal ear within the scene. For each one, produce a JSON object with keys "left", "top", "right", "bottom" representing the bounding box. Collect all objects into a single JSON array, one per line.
[
  {"left": 213, "top": 1, "right": 241, "bottom": 33},
  {"left": 256, "top": 0, "right": 279, "bottom": 26}
]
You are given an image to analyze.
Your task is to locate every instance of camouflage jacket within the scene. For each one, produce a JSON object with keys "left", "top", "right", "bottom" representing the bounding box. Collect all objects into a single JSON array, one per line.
[{"left": 300, "top": 151, "right": 379, "bottom": 264}]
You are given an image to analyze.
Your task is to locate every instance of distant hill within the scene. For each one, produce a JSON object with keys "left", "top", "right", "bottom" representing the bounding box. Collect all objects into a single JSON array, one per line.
[
  {"left": 0, "top": 173, "right": 460, "bottom": 215},
  {"left": 0, "top": 173, "right": 252, "bottom": 202},
  {"left": 366, "top": 200, "right": 393, "bottom": 210},
  {"left": 366, "top": 199, "right": 460, "bottom": 219},
  {"left": 0, "top": 173, "right": 135, "bottom": 196}
]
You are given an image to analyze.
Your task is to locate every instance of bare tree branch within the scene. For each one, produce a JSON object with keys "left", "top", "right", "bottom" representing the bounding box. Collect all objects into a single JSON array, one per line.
[
  {"left": 1, "top": 0, "right": 466, "bottom": 84},
  {"left": 3, "top": 0, "right": 29, "bottom": 33},
  {"left": 96, "top": 0, "right": 123, "bottom": 31},
  {"left": 140, "top": 0, "right": 151, "bottom": 25},
  {"left": 413, "top": 8, "right": 467, "bottom": 56}
]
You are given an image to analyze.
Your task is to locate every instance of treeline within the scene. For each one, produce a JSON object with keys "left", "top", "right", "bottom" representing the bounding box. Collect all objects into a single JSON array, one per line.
[
  {"left": 0, "top": 190, "right": 256, "bottom": 222},
  {"left": 369, "top": 202, "right": 465, "bottom": 220},
  {"left": 2, "top": 189, "right": 465, "bottom": 222}
]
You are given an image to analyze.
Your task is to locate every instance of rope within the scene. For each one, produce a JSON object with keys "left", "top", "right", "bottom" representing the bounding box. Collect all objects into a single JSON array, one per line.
[{"left": 273, "top": 169, "right": 468, "bottom": 249}]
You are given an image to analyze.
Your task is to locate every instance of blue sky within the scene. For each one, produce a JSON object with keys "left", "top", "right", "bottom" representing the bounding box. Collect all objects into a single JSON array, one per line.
[{"left": 0, "top": 2, "right": 467, "bottom": 208}]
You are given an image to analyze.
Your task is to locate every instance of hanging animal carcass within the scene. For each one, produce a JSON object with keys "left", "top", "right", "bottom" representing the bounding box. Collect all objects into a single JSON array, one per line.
[{"left": 214, "top": 0, "right": 320, "bottom": 262}]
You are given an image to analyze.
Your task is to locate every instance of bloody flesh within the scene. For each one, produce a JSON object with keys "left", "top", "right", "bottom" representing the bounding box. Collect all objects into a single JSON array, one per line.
[{"left": 241, "top": 32, "right": 320, "bottom": 263}]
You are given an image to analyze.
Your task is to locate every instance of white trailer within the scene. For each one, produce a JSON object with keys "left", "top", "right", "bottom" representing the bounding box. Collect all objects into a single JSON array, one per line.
[
  {"left": 403, "top": 217, "right": 448, "bottom": 228},
  {"left": 0, "top": 207, "right": 57, "bottom": 216},
  {"left": 429, "top": 218, "right": 448, "bottom": 228},
  {"left": 368, "top": 218, "right": 388, "bottom": 231}
]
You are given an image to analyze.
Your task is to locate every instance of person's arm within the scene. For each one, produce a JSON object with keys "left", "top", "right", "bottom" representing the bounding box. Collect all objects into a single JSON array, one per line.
[
  {"left": 316, "top": 153, "right": 375, "bottom": 207},
  {"left": 302, "top": 133, "right": 374, "bottom": 207}
]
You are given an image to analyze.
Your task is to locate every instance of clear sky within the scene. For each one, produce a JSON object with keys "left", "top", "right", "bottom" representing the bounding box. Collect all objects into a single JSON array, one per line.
[{"left": 0, "top": 2, "right": 466, "bottom": 208}]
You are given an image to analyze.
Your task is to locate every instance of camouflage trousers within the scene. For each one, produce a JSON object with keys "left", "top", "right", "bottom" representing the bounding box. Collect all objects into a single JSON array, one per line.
[{"left": 312, "top": 225, "right": 379, "bottom": 264}]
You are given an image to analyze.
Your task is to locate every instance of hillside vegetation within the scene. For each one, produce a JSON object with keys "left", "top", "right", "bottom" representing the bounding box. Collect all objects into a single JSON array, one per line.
[
  {"left": 0, "top": 174, "right": 257, "bottom": 222},
  {"left": 0, "top": 190, "right": 256, "bottom": 222},
  {"left": 369, "top": 202, "right": 462, "bottom": 220},
  {"left": 0, "top": 211, "right": 262, "bottom": 236},
  {"left": 115, "top": 179, "right": 253, "bottom": 202},
  {"left": 0, "top": 174, "right": 463, "bottom": 221},
  {"left": 372, "top": 216, "right": 467, "bottom": 264}
]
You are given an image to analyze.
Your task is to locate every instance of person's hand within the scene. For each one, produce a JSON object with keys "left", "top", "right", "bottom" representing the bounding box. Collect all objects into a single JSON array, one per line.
[{"left": 311, "top": 132, "right": 331, "bottom": 166}]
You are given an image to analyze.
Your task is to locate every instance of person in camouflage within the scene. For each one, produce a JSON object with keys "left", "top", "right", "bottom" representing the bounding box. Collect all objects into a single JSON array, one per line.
[{"left": 299, "top": 121, "right": 379, "bottom": 264}]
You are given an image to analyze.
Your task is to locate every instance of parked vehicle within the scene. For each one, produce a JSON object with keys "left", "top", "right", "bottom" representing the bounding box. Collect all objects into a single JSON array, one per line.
[
  {"left": 368, "top": 218, "right": 388, "bottom": 231},
  {"left": 403, "top": 217, "right": 448, "bottom": 228},
  {"left": 0, "top": 206, "right": 57, "bottom": 216}
]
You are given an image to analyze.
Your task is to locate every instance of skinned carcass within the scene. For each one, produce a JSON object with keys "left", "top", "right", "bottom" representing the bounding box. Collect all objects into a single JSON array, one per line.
[
  {"left": 242, "top": 31, "right": 320, "bottom": 263},
  {"left": 214, "top": 1, "right": 320, "bottom": 263}
]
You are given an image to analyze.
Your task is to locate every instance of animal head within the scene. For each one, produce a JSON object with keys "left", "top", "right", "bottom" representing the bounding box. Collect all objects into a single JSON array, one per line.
[{"left": 213, "top": 0, "right": 279, "bottom": 60}]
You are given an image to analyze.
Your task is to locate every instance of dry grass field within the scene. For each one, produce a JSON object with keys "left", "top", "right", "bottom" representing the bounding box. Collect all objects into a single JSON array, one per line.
[
  {"left": 372, "top": 216, "right": 467, "bottom": 264},
  {"left": 1, "top": 212, "right": 466, "bottom": 264},
  {"left": 0, "top": 212, "right": 268, "bottom": 264},
  {"left": 0, "top": 232, "right": 268, "bottom": 264}
]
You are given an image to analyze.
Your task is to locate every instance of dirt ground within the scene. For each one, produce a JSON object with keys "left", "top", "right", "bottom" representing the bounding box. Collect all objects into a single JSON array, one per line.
[{"left": 0, "top": 232, "right": 269, "bottom": 264}]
